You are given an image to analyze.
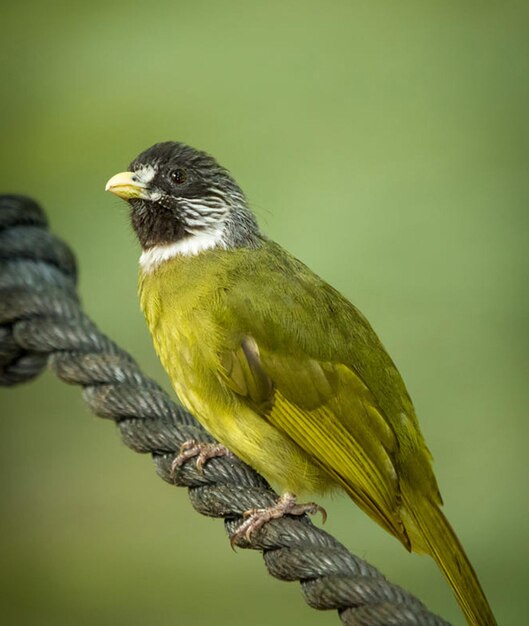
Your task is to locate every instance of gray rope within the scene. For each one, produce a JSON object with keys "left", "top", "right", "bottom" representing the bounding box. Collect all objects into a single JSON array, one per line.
[{"left": 0, "top": 195, "right": 451, "bottom": 626}]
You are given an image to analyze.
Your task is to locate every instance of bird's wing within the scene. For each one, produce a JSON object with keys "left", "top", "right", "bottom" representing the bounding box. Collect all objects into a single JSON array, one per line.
[
  {"left": 211, "top": 241, "right": 443, "bottom": 546},
  {"left": 218, "top": 338, "right": 408, "bottom": 545}
]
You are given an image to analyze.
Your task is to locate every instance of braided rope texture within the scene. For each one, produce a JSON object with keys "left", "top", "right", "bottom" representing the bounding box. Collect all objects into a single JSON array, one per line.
[{"left": 0, "top": 195, "right": 451, "bottom": 626}]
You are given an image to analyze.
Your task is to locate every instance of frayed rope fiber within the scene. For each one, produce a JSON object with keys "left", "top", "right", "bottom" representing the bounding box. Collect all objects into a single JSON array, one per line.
[{"left": 0, "top": 195, "right": 451, "bottom": 626}]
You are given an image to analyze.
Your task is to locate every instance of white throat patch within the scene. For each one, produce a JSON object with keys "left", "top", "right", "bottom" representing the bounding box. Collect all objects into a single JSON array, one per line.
[{"left": 139, "top": 229, "right": 226, "bottom": 272}]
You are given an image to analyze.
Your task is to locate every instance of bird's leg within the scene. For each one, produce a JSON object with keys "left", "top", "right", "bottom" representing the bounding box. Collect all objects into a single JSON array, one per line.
[
  {"left": 171, "top": 440, "right": 233, "bottom": 475},
  {"left": 231, "top": 492, "right": 327, "bottom": 545}
]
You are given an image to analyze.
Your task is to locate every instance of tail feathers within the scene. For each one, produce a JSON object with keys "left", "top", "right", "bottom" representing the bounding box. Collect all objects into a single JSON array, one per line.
[{"left": 403, "top": 491, "right": 497, "bottom": 626}]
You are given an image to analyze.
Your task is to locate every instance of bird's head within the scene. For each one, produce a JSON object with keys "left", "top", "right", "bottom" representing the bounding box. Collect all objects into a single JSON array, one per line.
[{"left": 106, "top": 141, "right": 261, "bottom": 262}]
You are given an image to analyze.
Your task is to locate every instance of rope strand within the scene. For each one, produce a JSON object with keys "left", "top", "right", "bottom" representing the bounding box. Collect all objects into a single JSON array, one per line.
[{"left": 0, "top": 195, "right": 451, "bottom": 626}]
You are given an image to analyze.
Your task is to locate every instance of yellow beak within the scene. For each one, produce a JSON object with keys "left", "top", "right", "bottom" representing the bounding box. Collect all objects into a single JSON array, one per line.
[{"left": 105, "top": 171, "right": 151, "bottom": 200}]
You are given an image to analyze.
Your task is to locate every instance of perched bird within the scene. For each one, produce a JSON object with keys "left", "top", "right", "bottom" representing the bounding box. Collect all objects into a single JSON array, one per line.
[{"left": 106, "top": 141, "right": 497, "bottom": 626}]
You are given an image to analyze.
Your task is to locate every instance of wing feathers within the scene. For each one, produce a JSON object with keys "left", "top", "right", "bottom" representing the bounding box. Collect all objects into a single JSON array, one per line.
[{"left": 219, "top": 337, "right": 409, "bottom": 546}]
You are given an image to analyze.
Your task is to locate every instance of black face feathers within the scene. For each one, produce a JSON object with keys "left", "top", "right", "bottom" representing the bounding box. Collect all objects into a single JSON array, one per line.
[{"left": 125, "top": 141, "right": 261, "bottom": 250}]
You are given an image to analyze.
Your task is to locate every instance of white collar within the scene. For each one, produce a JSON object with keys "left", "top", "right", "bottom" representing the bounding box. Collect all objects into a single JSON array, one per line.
[{"left": 139, "top": 229, "right": 225, "bottom": 272}]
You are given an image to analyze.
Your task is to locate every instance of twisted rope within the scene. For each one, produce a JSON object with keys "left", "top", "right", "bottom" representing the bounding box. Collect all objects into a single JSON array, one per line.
[{"left": 0, "top": 195, "right": 451, "bottom": 626}]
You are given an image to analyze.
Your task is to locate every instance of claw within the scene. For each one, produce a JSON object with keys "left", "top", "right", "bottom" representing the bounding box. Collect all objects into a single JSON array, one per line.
[
  {"left": 231, "top": 492, "right": 327, "bottom": 546},
  {"left": 170, "top": 440, "right": 232, "bottom": 477}
]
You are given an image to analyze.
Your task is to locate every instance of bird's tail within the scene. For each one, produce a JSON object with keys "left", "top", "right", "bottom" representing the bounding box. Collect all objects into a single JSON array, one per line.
[{"left": 402, "top": 486, "right": 497, "bottom": 626}]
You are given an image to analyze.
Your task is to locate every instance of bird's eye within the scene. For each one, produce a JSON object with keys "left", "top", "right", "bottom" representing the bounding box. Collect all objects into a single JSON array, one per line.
[{"left": 170, "top": 168, "right": 187, "bottom": 185}]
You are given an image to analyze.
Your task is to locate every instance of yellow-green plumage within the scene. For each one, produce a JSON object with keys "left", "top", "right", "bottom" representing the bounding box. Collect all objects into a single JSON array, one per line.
[
  {"left": 106, "top": 139, "right": 494, "bottom": 625},
  {"left": 140, "top": 238, "right": 496, "bottom": 626}
]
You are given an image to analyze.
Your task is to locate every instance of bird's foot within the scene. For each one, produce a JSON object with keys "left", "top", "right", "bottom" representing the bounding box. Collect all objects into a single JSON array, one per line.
[
  {"left": 231, "top": 492, "right": 327, "bottom": 545},
  {"left": 171, "top": 440, "right": 233, "bottom": 476}
]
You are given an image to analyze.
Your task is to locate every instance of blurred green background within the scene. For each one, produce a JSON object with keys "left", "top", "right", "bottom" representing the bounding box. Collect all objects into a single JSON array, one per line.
[{"left": 1, "top": 1, "right": 527, "bottom": 625}]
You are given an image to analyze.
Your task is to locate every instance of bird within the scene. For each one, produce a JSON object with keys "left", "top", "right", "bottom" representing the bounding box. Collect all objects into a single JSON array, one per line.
[{"left": 106, "top": 141, "right": 497, "bottom": 626}]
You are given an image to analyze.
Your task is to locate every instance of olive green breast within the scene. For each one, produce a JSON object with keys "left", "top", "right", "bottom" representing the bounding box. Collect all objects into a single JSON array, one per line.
[{"left": 139, "top": 249, "right": 234, "bottom": 417}]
